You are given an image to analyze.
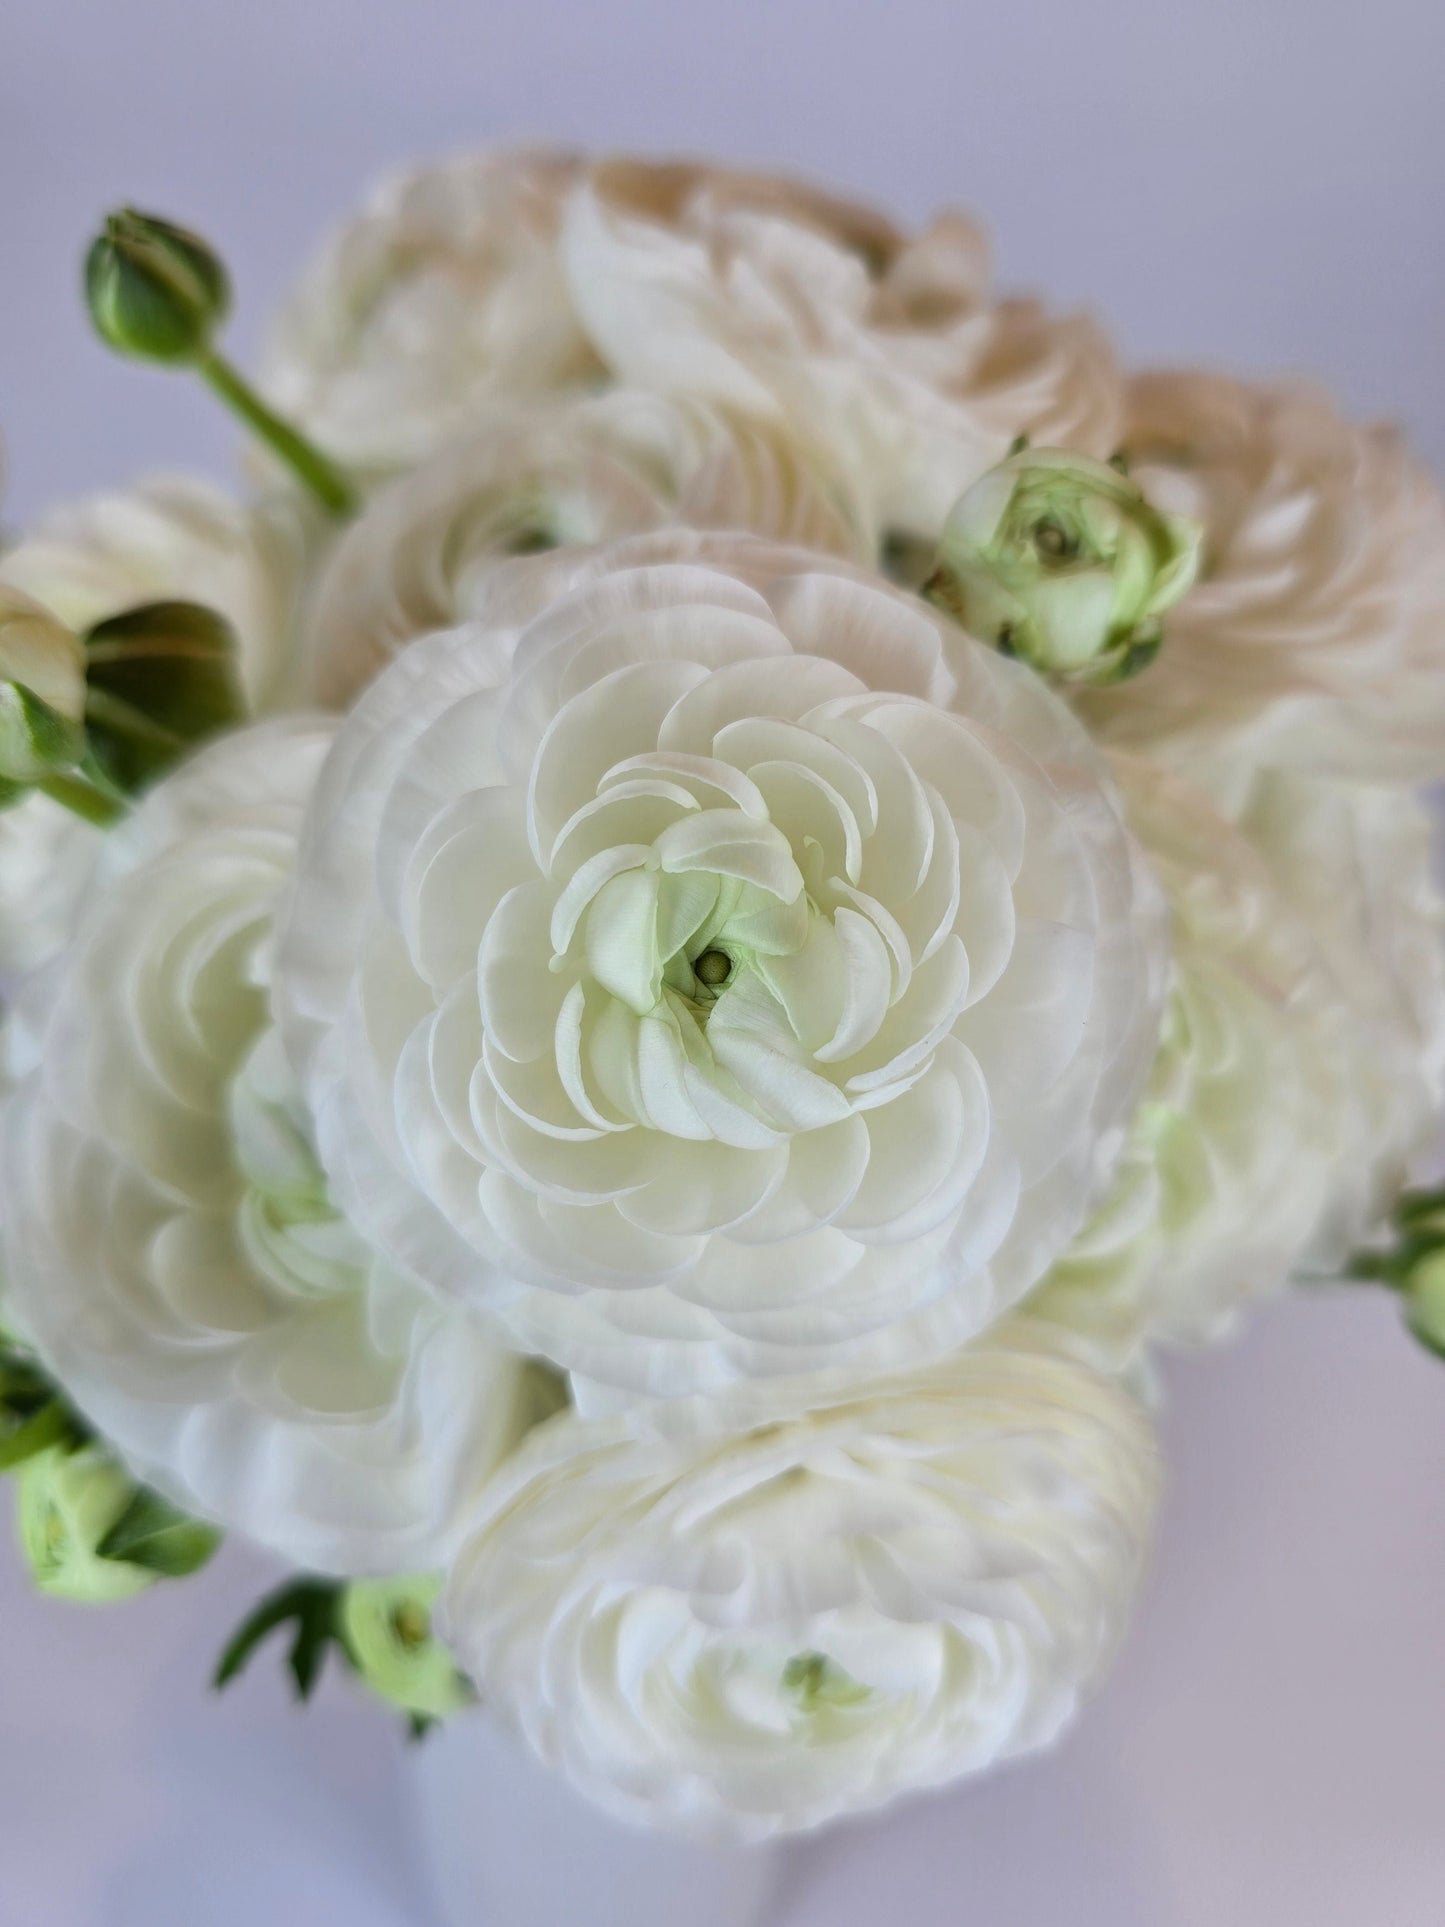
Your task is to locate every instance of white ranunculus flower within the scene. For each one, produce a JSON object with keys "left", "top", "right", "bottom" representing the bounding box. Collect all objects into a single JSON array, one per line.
[
  {"left": 443, "top": 1320, "right": 1159, "bottom": 1842},
  {"left": 1075, "top": 373, "right": 1445, "bottom": 789},
  {"left": 0, "top": 719, "right": 542, "bottom": 1574},
  {"left": 260, "top": 148, "right": 599, "bottom": 471},
  {"left": 1029, "top": 760, "right": 1380, "bottom": 1362},
  {"left": 277, "top": 531, "right": 1167, "bottom": 1396},
  {"left": 564, "top": 160, "right": 1122, "bottom": 550},
  {"left": 301, "top": 391, "right": 866, "bottom": 706},
  {"left": 0, "top": 477, "right": 315, "bottom": 982},
  {"left": 1238, "top": 771, "right": 1445, "bottom": 1243}
]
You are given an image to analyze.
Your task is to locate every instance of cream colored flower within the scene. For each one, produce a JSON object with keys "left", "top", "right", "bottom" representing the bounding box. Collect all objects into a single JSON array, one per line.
[
  {"left": 301, "top": 391, "right": 865, "bottom": 706},
  {"left": 260, "top": 149, "right": 598, "bottom": 471},
  {"left": 1075, "top": 373, "right": 1445, "bottom": 788},
  {"left": 1237, "top": 770, "right": 1445, "bottom": 1253},
  {"left": 260, "top": 146, "right": 1120, "bottom": 544},
  {"left": 1030, "top": 760, "right": 1378, "bottom": 1361},
  {"left": 564, "top": 159, "right": 1122, "bottom": 548},
  {"left": 0, "top": 719, "right": 539, "bottom": 1574},
  {"left": 443, "top": 1321, "right": 1158, "bottom": 1842},
  {"left": 277, "top": 531, "right": 1166, "bottom": 1396},
  {"left": 0, "top": 477, "right": 315, "bottom": 982}
]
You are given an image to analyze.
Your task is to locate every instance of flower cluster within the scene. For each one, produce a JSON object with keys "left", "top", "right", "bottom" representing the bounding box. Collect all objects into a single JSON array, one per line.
[{"left": 0, "top": 150, "right": 1441, "bottom": 1842}]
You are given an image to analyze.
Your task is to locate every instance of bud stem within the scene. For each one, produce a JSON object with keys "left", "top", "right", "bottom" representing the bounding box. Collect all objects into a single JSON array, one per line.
[
  {"left": 36, "top": 771, "right": 126, "bottom": 827},
  {"left": 196, "top": 350, "right": 358, "bottom": 518}
]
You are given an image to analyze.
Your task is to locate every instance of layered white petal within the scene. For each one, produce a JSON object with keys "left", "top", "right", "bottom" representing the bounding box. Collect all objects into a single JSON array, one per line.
[
  {"left": 0, "top": 720, "right": 540, "bottom": 1574},
  {"left": 278, "top": 532, "right": 1167, "bottom": 1395},
  {"left": 444, "top": 1320, "right": 1159, "bottom": 1842}
]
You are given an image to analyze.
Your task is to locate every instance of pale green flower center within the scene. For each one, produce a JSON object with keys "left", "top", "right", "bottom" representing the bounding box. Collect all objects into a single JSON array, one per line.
[{"left": 782, "top": 1650, "right": 872, "bottom": 1715}]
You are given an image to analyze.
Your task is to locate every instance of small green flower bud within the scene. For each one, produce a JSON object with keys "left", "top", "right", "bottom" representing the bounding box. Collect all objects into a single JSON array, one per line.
[
  {"left": 0, "top": 587, "right": 87, "bottom": 786},
  {"left": 340, "top": 1575, "right": 472, "bottom": 1720},
  {"left": 81, "top": 600, "right": 243, "bottom": 796},
  {"left": 85, "top": 208, "right": 231, "bottom": 365},
  {"left": 17, "top": 1445, "right": 158, "bottom": 1603},
  {"left": 925, "top": 447, "right": 1202, "bottom": 686},
  {"left": 1403, "top": 1249, "right": 1445, "bottom": 1360}
]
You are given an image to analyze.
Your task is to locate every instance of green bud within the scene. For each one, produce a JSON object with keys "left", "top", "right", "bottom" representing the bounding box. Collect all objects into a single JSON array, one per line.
[
  {"left": 85, "top": 207, "right": 230, "bottom": 365},
  {"left": 17, "top": 1446, "right": 158, "bottom": 1603},
  {"left": 925, "top": 447, "right": 1202, "bottom": 686},
  {"left": 1403, "top": 1249, "right": 1445, "bottom": 1360},
  {"left": 340, "top": 1575, "right": 472, "bottom": 1721},
  {"left": 81, "top": 600, "right": 244, "bottom": 796},
  {"left": 0, "top": 587, "right": 87, "bottom": 786}
]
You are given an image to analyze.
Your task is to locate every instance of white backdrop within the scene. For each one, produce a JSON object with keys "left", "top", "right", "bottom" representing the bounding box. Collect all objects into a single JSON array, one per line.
[{"left": 3, "top": 3, "right": 1445, "bottom": 1922}]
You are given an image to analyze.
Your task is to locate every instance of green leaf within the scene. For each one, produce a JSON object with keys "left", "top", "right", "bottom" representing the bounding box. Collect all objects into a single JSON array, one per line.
[
  {"left": 96, "top": 1487, "right": 222, "bottom": 1577},
  {"left": 406, "top": 1713, "right": 438, "bottom": 1744},
  {"left": 82, "top": 601, "right": 243, "bottom": 795},
  {"left": 215, "top": 1578, "right": 348, "bottom": 1702},
  {"left": 0, "top": 1399, "right": 78, "bottom": 1475}
]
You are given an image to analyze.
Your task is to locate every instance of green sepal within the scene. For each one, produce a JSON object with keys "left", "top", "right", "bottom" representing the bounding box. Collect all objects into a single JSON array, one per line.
[
  {"left": 215, "top": 1578, "right": 351, "bottom": 1702},
  {"left": 0, "top": 681, "right": 86, "bottom": 783},
  {"left": 96, "top": 1486, "right": 222, "bottom": 1577},
  {"left": 0, "top": 1399, "right": 81, "bottom": 1475},
  {"left": 82, "top": 600, "right": 243, "bottom": 795},
  {"left": 1406, "top": 1315, "right": 1445, "bottom": 1364}
]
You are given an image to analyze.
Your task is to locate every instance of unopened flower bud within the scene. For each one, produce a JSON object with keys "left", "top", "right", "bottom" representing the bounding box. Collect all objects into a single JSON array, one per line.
[
  {"left": 926, "top": 447, "right": 1201, "bottom": 685},
  {"left": 85, "top": 208, "right": 231, "bottom": 365},
  {"left": 0, "top": 587, "right": 87, "bottom": 786},
  {"left": 1403, "top": 1248, "right": 1445, "bottom": 1359},
  {"left": 340, "top": 1575, "right": 472, "bottom": 1720},
  {"left": 18, "top": 1445, "right": 159, "bottom": 1603}
]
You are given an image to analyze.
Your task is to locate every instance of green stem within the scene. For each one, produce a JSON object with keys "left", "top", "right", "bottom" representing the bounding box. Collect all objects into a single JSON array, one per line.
[
  {"left": 197, "top": 350, "right": 358, "bottom": 518},
  {"left": 37, "top": 772, "right": 126, "bottom": 827}
]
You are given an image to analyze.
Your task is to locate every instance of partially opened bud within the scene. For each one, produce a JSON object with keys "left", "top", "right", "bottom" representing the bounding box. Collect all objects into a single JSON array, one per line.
[
  {"left": 0, "top": 587, "right": 87, "bottom": 785},
  {"left": 85, "top": 208, "right": 231, "bottom": 365},
  {"left": 17, "top": 1445, "right": 158, "bottom": 1603},
  {"left": 926, "top": 447, "right": 1201, "bottom": 685},
  {"left": 341, "top": 1575, "right": 472, "bottom": 1720}
]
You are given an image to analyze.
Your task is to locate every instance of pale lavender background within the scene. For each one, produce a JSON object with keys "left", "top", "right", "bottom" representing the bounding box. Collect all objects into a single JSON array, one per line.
[{"left": 3, "top": 3, "right": 1445, "bottom": 1923}]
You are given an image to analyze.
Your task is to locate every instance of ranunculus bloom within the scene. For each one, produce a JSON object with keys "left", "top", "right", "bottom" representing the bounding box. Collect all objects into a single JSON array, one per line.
[
  {"left": 443, "top": 1321, "right": 1158, "bottom": 1841},
  {"left": 565, "top": 162, "right": 1122, "bottom": 548},
  {"left": 1075, "top": 373, "right": 1445, "bottom": 790},
  {"left": 1030, "top": 760, "right": 1406, "bottom": 1363},
  {"left": 1238, "top": 771, "right": 1445, "bottom": 1250},
  {"left": 0, "top": 720, "right": 539, "bottom": 1574},
  {"left": 277, "top": 532, "right": 1167, "bottom": 1395},
  {"left": 261, "top": 147, "right": 1121, "bottom": 553},
  {"left": 301, "top": 392, "right": 866, "bottom": 707},
  {"left": 260, "top": 149, "right": 599, "bottom": 472},
  {"left": 0, "top": 478, "right": 314, "bottom": 981}
]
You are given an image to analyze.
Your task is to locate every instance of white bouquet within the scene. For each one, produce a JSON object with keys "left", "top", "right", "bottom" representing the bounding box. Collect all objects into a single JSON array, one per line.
[{"left": 2, "top": 151, "right": 1443, "bottom": 1846}]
